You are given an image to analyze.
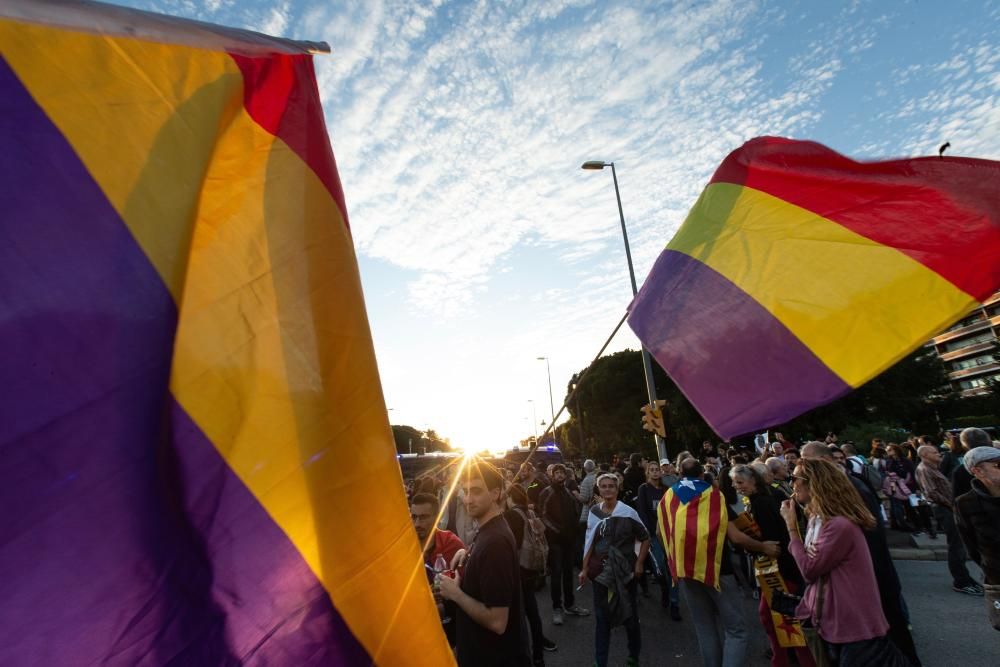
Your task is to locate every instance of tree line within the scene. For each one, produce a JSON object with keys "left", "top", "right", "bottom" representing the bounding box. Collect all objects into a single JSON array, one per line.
[{"left": 549, "top": 347, "right": 1000, "bottom": 463}]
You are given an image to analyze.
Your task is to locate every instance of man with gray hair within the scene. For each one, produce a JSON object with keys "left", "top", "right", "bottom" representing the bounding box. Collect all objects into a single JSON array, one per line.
[
  {"left": 916, "top": 445, "right": 981, "bottom": 595},
  {"left": 955, "top": 446, "right": 1000, "bottom": 630},
  {"left": 764, "top": 457, "right": 792, "bottom": 498}
]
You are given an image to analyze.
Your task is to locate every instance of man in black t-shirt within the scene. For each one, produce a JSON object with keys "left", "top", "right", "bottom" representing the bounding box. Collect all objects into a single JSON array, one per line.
[{"left": 438, "top": 460, "right": 530, "bottom": 667}]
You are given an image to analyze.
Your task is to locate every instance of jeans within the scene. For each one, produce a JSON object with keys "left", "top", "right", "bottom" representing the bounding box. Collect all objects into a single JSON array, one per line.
[
  {"left": 521, "top": 570, "right": 545, "bottom": 661},
  {"left": 593, "top": 579, "right": 640, "bottom": 667},
  {"left": 888, "top": 498, "right": 913, "bottom": 530},
  {"left": 933, "top": 505, "right": 975, "bottom": 588},
  {"left": 679, "top": 575, "right": 747, "bottom": 667},
  {"left": 549, "top": 533, "right": 576, "bottom": 609}
]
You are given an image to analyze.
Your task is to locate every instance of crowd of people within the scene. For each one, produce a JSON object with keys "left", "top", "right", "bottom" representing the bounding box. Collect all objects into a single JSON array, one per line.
[{"left": 403, "top": 427, "right": 1000, "bottom": 666}]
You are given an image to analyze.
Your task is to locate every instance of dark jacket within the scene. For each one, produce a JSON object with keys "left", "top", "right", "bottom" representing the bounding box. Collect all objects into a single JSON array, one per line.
[
  {"left": 748, "top": 490, "right": 803, "bottom": 589},
  {"left": 538, "top": 483, "right": 578, "bottom": 541},
  {"left": 622, "top": 467, "right": 645, "bottom": 507},
  {"left": 594, "top": 544, "right": 635, "bottom": 626},
  {"left": 955, "top": 479, "right": 1000, "bottom": 585}
]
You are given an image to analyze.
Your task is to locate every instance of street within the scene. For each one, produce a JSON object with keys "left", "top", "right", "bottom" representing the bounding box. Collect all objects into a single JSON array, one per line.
[{"left": 534, "top": 560, "right": 996, "bottom": 666}]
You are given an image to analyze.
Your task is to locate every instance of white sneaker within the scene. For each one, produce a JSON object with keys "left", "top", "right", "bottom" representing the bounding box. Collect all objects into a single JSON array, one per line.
[{"left": 552, "top": 609, "right": 564, "bottom": 625}]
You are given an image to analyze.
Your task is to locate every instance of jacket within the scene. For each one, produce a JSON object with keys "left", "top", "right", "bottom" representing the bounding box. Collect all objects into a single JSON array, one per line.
[
  {"left": 955, "top": 479, "right": 1000, "bottom": 585},
  {"left": 594, "top": 544, "right": 635, "bottom": 626},
  {"left": 538, "top": 483, "right": 579, "bottom": 540}
]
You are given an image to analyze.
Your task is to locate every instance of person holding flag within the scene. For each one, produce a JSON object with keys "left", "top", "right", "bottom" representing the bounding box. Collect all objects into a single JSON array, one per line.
[
  {"left": 729, "top": 465, "right": 814, "bottom": 667},
  {"left": 658, "top": 458, "right": 780, "bottom": 667}
]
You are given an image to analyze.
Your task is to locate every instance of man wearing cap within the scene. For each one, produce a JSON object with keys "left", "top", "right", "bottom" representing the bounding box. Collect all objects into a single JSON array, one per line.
[{"left": 955, "top": 446, "right": 1000, "bottom": 631}]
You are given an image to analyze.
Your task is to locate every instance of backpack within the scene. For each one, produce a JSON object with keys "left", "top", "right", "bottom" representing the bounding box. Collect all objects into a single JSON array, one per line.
[
  {"left": 514, "top": 507, "right": 548, "bottom": 574},
  {"left": 850, "top": 458, "right": 883, "bottom": 495}
]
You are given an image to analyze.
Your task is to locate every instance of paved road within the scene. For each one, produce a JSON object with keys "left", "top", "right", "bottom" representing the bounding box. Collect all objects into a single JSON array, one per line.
[{"left": 534, "top": 560, "right": 997, "bottom": 666}]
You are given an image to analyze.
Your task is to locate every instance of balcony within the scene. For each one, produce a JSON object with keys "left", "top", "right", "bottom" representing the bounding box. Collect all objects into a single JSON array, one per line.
[
  {"left": 984, "top": 291, "right": 1000, "bottom": 308},
  {"left": 948, "top": 361, "right": 1000, "bottom": 381},
  {"left": 933, "top": 319, "right": 992, "bottom": 345},
  {"left": 939, "top": 340, "right": 997, "bottom": 362}
]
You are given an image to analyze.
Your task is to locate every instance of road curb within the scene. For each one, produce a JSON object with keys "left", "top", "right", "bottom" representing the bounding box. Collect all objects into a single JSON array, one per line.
[{"left": 890, "top": 547, "right": 947, "bottom": 561}]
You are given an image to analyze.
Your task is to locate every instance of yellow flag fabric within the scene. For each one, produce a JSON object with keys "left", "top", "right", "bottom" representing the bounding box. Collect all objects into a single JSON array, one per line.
[{"left": 0, "top": 1, "right": 452, "bottom": 664}]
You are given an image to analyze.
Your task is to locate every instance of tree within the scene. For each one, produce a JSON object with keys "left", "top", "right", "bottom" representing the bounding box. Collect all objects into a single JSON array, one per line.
[
  {"left": 565, "top": 346, "right": 971, "bottom": 461},
  {"left": 390, "top": 424, "right": 450, "bottom": 454},
  {"left": 562, "top": 350, "right": 714, "bottom": 463},
  {"left": 777, "top": 347, "right": 955, "bottom": 441}
]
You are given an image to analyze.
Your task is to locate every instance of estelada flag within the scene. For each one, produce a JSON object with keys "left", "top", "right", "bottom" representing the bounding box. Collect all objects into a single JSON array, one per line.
[
  {"left": 629, "top": 136, "right": 1000, "bottom": 439},
  {"left": 657, "top": 478, "right": 728, "bottom": 589},
  {"left": 0, "top": 1, "right": 452, "bottom": 665}
]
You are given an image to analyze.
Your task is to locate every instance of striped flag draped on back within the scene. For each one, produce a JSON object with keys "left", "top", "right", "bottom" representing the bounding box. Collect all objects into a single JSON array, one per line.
[{"left": 657, "top": 478, "right": 728, "bottom": 589}]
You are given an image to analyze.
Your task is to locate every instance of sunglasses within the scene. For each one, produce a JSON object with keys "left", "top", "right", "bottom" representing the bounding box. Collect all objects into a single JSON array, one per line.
[{"left": 791, "top": 474, "right": 809, "bottom": 484}]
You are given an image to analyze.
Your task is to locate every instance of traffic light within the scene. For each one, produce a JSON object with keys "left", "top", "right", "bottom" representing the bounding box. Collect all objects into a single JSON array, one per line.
[{"left": 640, "top": 400, "right": 667, "bottom": 438}]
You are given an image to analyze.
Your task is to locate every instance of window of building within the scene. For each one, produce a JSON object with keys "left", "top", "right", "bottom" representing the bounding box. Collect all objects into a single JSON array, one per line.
[
  {"left": 959, "top": 375, "right": 1000, "bottom": 390},
  {"left": 943, "top": 332, "right": 997, "bottom": 352},
  {"left": 948, "top": 313, "right": 986, "bottom": 331},
  {"left": 952, "top": 355, "right": 998, "bottom": 371}
]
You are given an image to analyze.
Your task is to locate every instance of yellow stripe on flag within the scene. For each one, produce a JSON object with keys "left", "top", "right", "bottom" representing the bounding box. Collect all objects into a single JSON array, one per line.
[
  {"left": 3, "top": 21, "right": 453, "bottom": 666},
  {"left": 667, "top": 182, "right": 977, "bottom": 387},
  {"left": 672, "top": 499, "right": 687, "bottom": 577},
  {"left": 693, "top": 489, "right": 712, "bottom": 583}
]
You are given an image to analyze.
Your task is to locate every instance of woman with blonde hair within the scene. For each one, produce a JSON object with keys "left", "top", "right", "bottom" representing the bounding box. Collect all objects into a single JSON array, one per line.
[{"left": 779, "top": 459, "right": 912, "bottom": 667}]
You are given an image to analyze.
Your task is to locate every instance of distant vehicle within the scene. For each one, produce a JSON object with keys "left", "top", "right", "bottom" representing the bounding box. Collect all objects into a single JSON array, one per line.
[
  {"left": 501, "top": 444, "right": 565, "bottom": 470},
  {"left": 397, "top": 451, "right": 462, "bottom": 480}
]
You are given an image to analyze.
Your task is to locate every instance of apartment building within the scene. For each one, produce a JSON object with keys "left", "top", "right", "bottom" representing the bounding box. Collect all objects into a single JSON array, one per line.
[{"left": 930, "top": 291, "right": 1000, "bottom": 397}]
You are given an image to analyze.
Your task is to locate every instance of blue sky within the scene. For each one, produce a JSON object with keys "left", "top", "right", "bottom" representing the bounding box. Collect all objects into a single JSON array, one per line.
[{"left": 123, "top": 0, "right": 999, "bottom": 451}]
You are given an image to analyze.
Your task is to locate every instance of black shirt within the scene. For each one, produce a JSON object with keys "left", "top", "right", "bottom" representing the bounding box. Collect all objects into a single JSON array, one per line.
[
  {"left": 456, "top": 515, "right": 529, "bottom": 667},
  {"left": 636, "top": 482, "right": 666, "bottom": 536},
  {"left": 747, "top": 490, "right": 802, "bottom": 588},
  {"left": 720, "top": 505, "right": 738, "bottom": 576},
  {"left": 589, "top": 503, "right": 649, "bottom": 573},
  {"left": 952, "top": 465, "right": 973, "bottom": 500}
]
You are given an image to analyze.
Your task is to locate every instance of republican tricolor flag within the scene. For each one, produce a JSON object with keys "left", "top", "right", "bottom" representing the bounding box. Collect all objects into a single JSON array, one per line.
[
  {"left": 0, "top": 1, "right": 451, "bottom": 665},
  {"left": 630, "top": 136, "right": 1000, "bottom": 439}
]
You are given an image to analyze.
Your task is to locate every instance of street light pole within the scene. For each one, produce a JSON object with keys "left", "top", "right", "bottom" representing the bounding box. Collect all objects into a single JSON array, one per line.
[
  {"left": 582, "top": 160, "right": 667, "bottom": 462},
  {"left": 571, "top": 379, "right": 585, "bottom": 453},
  {"left": 528, "top": 400, "right": 538, "bottom": 442},
  {"left": 537, "top": 356, "right": 556, "bottom": 442}
]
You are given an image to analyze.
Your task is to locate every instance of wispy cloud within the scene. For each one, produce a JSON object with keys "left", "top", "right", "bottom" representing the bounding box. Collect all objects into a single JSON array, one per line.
[
  {"left": 121, "top": 0, "right": 1000, "bottom": 446},
  {"left": 303, "top": 0, "right": 843, "bottom": 316}
]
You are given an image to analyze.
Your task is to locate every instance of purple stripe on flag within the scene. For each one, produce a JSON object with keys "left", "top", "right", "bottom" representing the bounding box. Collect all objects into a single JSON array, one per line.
[
  {"left": 0, "top": 57, "right": 369, "bottom": 665},
  {"left": 628, "top": 249, "right": 851, "bottom": 439}
]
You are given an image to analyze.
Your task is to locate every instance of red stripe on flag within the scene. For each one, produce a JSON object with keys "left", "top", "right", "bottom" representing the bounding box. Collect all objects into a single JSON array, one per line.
[
  {"left": 703, "top": 489, "right": 722, "bottom": 589},
  {"left": 683, "top": 494, "right": 700, "bottom": 580},
  {"left": 709, "top": 137, "right": 1000, "bottom": 301},
  {"left": 229, "top": 52, "right": 351, "bottom": 229}
]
